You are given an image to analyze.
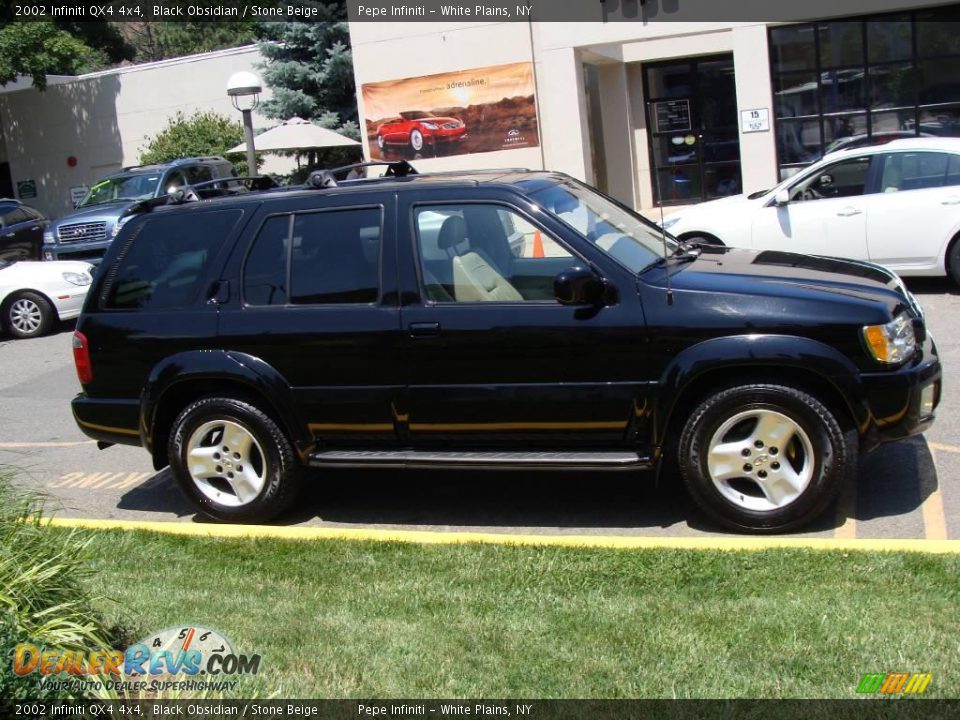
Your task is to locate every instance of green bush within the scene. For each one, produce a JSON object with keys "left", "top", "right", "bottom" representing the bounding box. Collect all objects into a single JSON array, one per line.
[
  {"left": 139, "top": 110, "right": 253, "bottom": 175},
  {"left": 0, "top": 473, "right": 113, "bottom": 700}
]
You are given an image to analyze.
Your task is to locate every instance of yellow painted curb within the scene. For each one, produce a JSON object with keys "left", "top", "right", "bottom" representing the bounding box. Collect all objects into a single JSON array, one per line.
[{"left": 46, "top": 517, "right": 960, "bottom": 553}]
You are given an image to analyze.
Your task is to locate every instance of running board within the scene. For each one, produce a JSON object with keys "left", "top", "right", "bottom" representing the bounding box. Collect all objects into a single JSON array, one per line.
[{"left": 308, "top": 450, "right": 649, "bottom": 469}]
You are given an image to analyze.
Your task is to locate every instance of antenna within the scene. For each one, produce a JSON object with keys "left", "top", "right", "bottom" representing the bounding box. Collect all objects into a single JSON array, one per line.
[{"left": 648, "top": 106, "right": 674, "bottom": 306}]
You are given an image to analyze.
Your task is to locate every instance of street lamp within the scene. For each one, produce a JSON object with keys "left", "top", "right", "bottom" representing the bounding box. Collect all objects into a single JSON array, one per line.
[{"left": 227, "top": 71, "right": 262, "bottom": 176}]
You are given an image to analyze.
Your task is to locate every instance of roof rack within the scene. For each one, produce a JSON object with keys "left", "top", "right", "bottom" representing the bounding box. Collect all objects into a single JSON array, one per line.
[
  {"left": 304, "top": 160, "right": 418, "bottom": 189},
  {"left": 120, "top": 175, "right": 278, "bottom": 217},
  {"left": 121, "top": 156, "right": 228, "bottom": 172}
]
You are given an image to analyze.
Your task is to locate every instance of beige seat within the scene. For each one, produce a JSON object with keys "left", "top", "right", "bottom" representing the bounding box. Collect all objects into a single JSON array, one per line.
[
  {"left": 452, "top": 251, "right": 523, "bottom": 302},
  {"left": 436, "top": 214, "right": 523, "bottom": 302}
]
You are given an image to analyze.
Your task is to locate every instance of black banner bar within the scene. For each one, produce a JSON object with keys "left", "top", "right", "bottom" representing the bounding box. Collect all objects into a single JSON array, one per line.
[
  {"left": 4, "top": 0, "right": 960, "bottom": 23},
  {"left": 2, "top": 699, "right": 960, "bottom": 720}
]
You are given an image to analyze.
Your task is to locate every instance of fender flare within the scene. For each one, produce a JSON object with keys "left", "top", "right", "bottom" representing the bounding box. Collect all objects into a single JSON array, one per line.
[
  {"left": 654, "top": 334, "right": 871, "bottom": 447},
  {"left": 140, "top": 350, "right": 311, "bottom": 459}
]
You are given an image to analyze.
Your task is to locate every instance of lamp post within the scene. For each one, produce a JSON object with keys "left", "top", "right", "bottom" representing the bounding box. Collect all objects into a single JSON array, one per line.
[{"left": 227, "top": 71, "right": 262, "bottom": 176}]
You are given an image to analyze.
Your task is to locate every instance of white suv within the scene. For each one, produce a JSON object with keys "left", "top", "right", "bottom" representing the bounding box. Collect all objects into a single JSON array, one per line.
[{"left": 663, "top": 138, "right": 960, "bottom": 284}]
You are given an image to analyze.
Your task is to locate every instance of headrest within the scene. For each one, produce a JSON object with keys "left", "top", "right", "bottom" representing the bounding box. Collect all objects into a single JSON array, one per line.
[{"left": 437, "top": 215, "right": 468, "bottom": 250}]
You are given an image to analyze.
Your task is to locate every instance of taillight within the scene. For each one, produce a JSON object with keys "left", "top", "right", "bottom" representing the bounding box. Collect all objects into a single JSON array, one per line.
[{"left": 73, "top": 331, "right": 92, "bottom": 384}]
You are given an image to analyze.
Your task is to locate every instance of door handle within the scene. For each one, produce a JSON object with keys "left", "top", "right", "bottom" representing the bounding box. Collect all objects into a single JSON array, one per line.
[
  {"left": 941, "top": 197, "right": 960, "bottom": 206},
  {"left": 836, "top": 207, "right": 863, "bottom": 217},
  {"left": 408, "top": 322, "right": 441, "bottom": 337}
]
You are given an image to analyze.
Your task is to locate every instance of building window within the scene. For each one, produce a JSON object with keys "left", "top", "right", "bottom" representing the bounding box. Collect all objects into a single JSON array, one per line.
[{"left": 770, "top": 5, "right": 960, "bottom": 179}]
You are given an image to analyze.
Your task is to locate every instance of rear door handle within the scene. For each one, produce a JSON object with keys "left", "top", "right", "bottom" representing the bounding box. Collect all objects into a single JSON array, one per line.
[
  {"left": 837, "top": 207, "right": 863, "bottom": 217},
  {"left": 408, "top": 322, "right": 441, "bottom": 337}
]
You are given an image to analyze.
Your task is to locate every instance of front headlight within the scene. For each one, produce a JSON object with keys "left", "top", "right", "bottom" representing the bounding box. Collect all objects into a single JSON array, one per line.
[
  {"left": 62, "top": 272, "right": 91, "bottom": 286},
  {"left": 421, "top": 122, "right": 439, "bottom": 130},
  {"left": 863, "top": 313, "right": 915, "bottom": 364},
  {"left": 111, "top": 216, "right": 133, "bottom": 238}
]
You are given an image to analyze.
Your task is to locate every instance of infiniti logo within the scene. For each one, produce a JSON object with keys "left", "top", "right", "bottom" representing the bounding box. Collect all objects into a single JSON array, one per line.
[{"left": 507, "top": 129, "right": 520, "bottom": 136}]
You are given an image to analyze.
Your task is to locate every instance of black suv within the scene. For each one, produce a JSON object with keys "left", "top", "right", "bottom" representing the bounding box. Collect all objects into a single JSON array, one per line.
[{"left": 70, "top": 164, "right": 942, "bottom": 532}]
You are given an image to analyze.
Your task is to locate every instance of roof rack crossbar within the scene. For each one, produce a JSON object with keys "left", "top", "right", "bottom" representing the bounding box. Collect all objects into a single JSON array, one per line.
[
  {"left": 304, "top": 160, "right": 418, "bottom": 189},
  {"left": 121, "top": 175, "right": 276, "bottom": 216}
]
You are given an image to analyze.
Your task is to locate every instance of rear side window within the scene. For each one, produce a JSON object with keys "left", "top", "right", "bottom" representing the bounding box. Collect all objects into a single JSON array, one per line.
[
  {"left": 290, "top": 208, "right": 381, "bottom": 304},
  {"left": 104, "top": 209, "right": 242, "bottom": 310}
]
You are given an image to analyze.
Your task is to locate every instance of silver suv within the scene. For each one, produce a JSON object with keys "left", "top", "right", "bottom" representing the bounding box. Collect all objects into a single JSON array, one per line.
[{"left": 43, "top": 157, "right": 241, "bottom": 264}]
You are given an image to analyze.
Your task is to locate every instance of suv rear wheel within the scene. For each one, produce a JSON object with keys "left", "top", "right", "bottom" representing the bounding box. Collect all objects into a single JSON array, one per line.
[
  {"left": 678, "top": 383, "right": 849, "bottom": 533},
  {"left": 169, "top": 397, "right": 302, "bottom": 523}
]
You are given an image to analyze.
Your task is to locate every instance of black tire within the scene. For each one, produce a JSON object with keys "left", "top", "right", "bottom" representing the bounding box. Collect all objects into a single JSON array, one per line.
[
  {"left": 678, "top": 383, "right": 851, "bottom": 533},
  {"left": 168, "top": 397, "right": 302, "bottom": 523},
  {"left": 947, "top": 236, "right": 960, "bottom": 286},
  {"left": 5, "top": 290, "right": 55, "bottom": 339}
]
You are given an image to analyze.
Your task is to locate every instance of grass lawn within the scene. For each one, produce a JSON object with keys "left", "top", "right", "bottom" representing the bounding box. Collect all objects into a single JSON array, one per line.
[{"left": 66, "top": 528, "right": 959, "bottom": 699}]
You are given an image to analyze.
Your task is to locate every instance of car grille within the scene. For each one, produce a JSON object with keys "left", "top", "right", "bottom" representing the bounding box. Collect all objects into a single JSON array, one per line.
[
  {"left": 57, "top": 248, "right": 105, "bottom": 261},
  {"left": 58, "top": 221, "right": 107, "bottom": 244}
]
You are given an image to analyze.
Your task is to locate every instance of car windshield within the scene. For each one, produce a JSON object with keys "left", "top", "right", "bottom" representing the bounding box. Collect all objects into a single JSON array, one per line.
[
  {"left": 530, "top": 179, "right": 679, "bottom": 273},
  {"left": 80, "top": 174, "right": 162, "bottom": 206}
]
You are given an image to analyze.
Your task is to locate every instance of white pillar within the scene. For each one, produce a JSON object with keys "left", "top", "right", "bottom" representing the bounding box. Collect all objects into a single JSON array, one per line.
[
  {"left": 732, "top": 24, "right": 780, "bottom": 194},
  {"left": 536, "top": 47, "right": 593, "bottom": 182}
]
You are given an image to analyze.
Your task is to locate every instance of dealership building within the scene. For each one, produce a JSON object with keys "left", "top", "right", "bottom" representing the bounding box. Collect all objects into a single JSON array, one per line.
[{"left": 349, "top": 0, "right": 960, "bottom": 211}]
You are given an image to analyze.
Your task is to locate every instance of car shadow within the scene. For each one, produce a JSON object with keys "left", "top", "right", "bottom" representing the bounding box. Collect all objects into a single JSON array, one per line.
[
  {"left": 113, "top": 438, "right": 940, "bottom": 536},
  {"left": 903, "top": 277, "right": 958, "bottom": 296}
]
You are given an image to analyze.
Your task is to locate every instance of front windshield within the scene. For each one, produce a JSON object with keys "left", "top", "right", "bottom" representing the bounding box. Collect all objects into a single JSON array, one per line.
[
  {"left": 530, "top": 179, "right": 679, "bottom": 273},
  {"left": 80, "top": 174, "right": 162, "bottom": 207}
]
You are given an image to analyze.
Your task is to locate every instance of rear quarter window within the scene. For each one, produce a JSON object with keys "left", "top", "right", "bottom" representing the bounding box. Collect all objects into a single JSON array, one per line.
[{"left": 103, "top": 209, "right": 243, "bottom": 310}]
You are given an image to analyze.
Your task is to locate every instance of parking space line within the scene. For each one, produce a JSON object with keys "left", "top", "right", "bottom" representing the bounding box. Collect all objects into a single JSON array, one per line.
[
  {"left": 49, "top": 471, "right": 154, "bottom": 491},
  {"left": 44, "top": 517, "right": 960, "bottom": 553},
  {"left": 929, "top": 442, "right": 960, "bottom": 454},
  {"left": 921, "top": 447, "right": 949, "bottom": 540},
  {"left": 834, "top": 479, "right": 857, "bottom": 539},
  {"left": 0, "top": 441, "right": 96, "bottom": 448}
]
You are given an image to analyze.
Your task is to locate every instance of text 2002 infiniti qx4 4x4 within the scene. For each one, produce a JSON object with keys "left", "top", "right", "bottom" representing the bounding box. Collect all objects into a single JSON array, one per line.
[{"left": 70, "top": 163, "right": 941, "bottom": 533}]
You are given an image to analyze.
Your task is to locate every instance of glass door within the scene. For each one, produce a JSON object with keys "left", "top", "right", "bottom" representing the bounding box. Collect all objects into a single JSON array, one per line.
[{"left": 645, "top": 55, "right": 743, "bottom": 205}]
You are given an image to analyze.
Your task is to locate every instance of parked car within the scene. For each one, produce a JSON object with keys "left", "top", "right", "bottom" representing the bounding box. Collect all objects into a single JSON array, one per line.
[
  {"left": 0, "top": 199, "right": 47, "bottom": 263},
  {"left": 376, "top": 111, "right": 467, "bottom": 153},
  {"left": 70, "top": 163, "right": 940, "bottom": 533},
  {"left": 662, "top": 138, "right": 960, "bottom": 284},
  {"left": 823, "top": 131, "right": 930, "bottom": 155},
  {"left": 43, "top": 156, "right": 242, "bottom": 264},
  {"left": 1, "top": 259, "right": 92, "bottom": 339}
]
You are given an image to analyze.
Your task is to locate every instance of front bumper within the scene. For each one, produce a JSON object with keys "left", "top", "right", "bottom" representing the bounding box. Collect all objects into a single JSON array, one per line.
[
  {"left": 43, "top": 241, "right": 110, "bottom": 264},
  {"left": 860, "top": 333, "right": 942, "bottom": 452}
]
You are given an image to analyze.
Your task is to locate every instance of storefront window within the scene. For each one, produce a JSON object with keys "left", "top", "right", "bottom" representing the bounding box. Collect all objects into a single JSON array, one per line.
[{"left": 771, "top": 5, "right": 960, "bottom": 177}]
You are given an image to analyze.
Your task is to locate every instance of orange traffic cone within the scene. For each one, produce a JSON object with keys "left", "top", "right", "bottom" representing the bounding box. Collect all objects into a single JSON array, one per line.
[{"left": 532, "top": 229, "right": 545, "bottom": 258}]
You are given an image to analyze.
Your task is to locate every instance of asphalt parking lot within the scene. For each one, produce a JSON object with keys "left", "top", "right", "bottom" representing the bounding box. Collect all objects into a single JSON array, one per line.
[{"left": 0, "top": 277, "right": 957, "bottom": 539}]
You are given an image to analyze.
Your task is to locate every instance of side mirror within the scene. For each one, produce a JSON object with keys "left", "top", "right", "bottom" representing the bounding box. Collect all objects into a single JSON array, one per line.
[
  {"left": 774, "top": 189, "right": 790, "bottom": 206},
  {"left": 554, "top": 266, "right": 605, "bottom": 306}
]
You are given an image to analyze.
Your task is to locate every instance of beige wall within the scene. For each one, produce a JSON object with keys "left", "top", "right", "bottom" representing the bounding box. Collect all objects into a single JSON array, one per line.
[{"left": 0, "top": 46, "right": 279, "bottom": 219}]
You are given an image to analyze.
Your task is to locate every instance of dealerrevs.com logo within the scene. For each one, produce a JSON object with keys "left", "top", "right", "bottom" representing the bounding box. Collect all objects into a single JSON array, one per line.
[
  {"left": 13, "top": 625, "right": 261, "bottom": 694},
  {"left": 857, "top": 672, "right": 933, "bottom": 696}
]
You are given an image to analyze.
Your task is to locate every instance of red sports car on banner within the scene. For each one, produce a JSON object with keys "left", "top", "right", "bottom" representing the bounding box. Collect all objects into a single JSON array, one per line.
[{"left": 376, "top": 111, "right": 468, "bottom": 153}]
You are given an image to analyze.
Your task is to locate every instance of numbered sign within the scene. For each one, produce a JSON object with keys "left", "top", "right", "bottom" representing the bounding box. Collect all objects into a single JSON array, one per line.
[{"left": 740, "top": 108, "right": 770, "bottom": 133}]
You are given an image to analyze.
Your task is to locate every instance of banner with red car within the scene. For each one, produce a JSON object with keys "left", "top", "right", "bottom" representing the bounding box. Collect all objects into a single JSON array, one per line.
[{"left": 362, "top": 62, "right": 540, "bottom": 160}]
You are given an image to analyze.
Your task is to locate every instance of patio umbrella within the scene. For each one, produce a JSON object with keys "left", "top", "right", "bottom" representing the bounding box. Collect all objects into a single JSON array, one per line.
[{"left": 227, "top": 116, "right": 360, "bottom": 153}]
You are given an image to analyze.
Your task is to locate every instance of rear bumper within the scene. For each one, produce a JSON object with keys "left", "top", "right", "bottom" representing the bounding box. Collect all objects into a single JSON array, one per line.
[
  {"left": 71, "top": 394, "right": 142, "bottom": 447},
  {"left": 860, "top": 334, "right": 942, "bottom": 452}
]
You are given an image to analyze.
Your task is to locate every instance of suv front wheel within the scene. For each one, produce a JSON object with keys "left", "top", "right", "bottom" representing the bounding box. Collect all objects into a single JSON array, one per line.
[
  {"left": 678, "top": 383, "right": 851, "bottom": 533},
  {"left": 169, "top": 397, "right": 302, "bottom": 523}
]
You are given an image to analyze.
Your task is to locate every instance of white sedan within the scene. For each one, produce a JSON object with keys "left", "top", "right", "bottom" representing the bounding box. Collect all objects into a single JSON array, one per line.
[
  {"left": 663, "top": 138, "right": 960, "bottom": 284},
  {"left": 0, "top": 260, "right": 93, "bottom": 339}
]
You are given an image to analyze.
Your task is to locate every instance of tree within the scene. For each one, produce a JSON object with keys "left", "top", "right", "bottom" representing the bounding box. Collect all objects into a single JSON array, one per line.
[
  {"left": 140, "top": 110, "right": 252, "bottom": 175},
  {"left": 121, "top": 21, "right": 257, "bottom": 64},
  {"left": 256, "top": 8, "right": 360, "bottom": 140},
  {"left": 0, "top": 20, "right": 132, "bottom": 89}
]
